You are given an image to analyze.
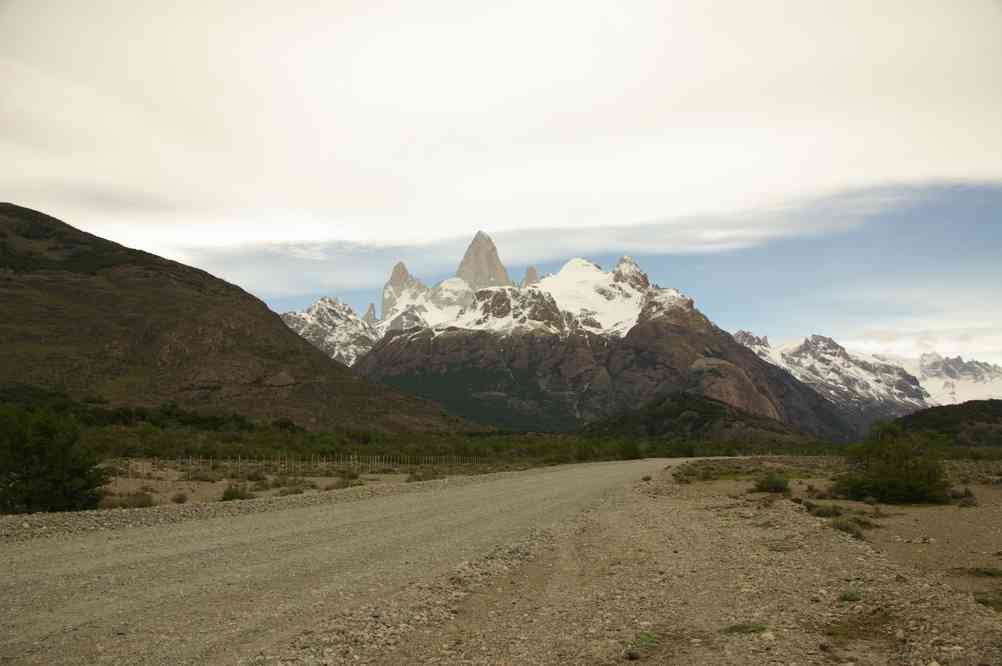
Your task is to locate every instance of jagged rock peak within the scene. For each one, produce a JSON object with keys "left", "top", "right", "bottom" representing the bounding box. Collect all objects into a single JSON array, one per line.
[
  {"left": 792, "top": 334, "right": 850, "bottom": 359},
  {"left": 920, "top": 352, "right": 1002, "bottom": 381},
  {"left": 304, "top": 296, "right": 351, "bottom": 316},
  {"left": 456, "top": 230, "right": 512, "bottom": 290},
  {"left": 613, "top": 255, "right": 650, "bottom": 290},
  {"left": 362, "top": 303, "right": 377, "bottom": 324},
  {"left": 520, "top": 266, "right": 540, "bottom": 288},
  {"left": 382, "top": 261, "right": 427, "bottom": 319},
  {"left": 734, "top": 330, "right": 770, "bottom": 349},
  {"left": 388, "top": 261, "right": 415, "bottom": 286}
]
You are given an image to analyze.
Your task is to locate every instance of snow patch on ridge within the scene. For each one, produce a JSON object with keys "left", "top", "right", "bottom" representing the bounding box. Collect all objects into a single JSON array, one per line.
[{"left": 536, "top": 258, "right": 648, "bottom": 336}]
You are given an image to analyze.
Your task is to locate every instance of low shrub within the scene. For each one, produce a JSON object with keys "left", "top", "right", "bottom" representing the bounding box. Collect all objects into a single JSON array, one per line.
[
  {"left": 966, "top": 567, "right": 1002, "bottom": 578},
  {"left": 188, "top": 469, "right": 222, "bottom": 483},
  {"left": 753, "top": 473, "right": 790, "bottom": 494},
  {"left": 832, "top": 423, "right": 949, "bottom": 504},
  {"left": 839, "top": 590, "right": 862, "bottom": 603},
  {"left": 850, "top": 515, "right": 880, "bottom": 529},
  {"left": 804, "top": 501, "right": 843, "bottom": 518},
  {"left": 974, "top": 590, "right": 1002, "bottom": 612},
  {"left": 220, "top": 484, "right": 255, "bottom": 501},
  {"left": 831, "top": 517, "right": 865, "bottom": 540},
  {"left": 99, "top": 491, "right": 156, "bottom": 509},
  {"left": 721, "top": 623, "right": 768, "bottom": 634},
  {"left": 170, "top": 492, "right": 188, "bottom": 504},
  {"left": 406, "top": 470, "right": 444, "bottom": 483}
]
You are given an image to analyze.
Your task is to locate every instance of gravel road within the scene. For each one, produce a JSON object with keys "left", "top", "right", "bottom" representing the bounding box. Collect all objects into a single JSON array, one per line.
[{"left": 0, "top": 459, "right": 665, "bottom": 665}]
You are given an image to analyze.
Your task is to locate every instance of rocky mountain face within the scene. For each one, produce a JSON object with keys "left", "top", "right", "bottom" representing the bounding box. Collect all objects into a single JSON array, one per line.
[
  {"left": 520, "top": 266, "right": 540, "bottom": 287},
  {"left": 0, "top": 203, "right": 469, "bottom": 433},
  {"left": 881, "top": 353, "right": 1002, "bottom": 406},
  {"left": 304, "top": 236, "right": 855, "bottom": 439},
  {"left": 355, "top": 281, "right": 852, "bottom": 437},
  {"left": 734, "top": 332, "right": 933, "bottom": 432},
  {"left": 280, "top": 298, "right": 377, "bottom": 367},
  {"left": 456, "top": 230, "right": 513, "bottom": 289}
]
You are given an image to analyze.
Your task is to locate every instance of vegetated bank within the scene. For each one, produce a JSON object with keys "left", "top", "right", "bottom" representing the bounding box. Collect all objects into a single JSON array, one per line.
[
  {"left": 4, "top": 385, "right": 999, "bottom": 466},
  {"left": 895, "top": 399, "right": 1002, "bottom": 449},
  {"left": 0, "top": 385, "right": 841, "bottom": 465},
  {"left": 4, "top": 384, "right": 1000, "bottom": 516}
]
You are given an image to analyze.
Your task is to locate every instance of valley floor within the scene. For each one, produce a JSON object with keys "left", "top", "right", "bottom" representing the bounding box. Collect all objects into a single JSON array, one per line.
[{"left": 2, "top": 460, "right": 1000, "bottom": 665}]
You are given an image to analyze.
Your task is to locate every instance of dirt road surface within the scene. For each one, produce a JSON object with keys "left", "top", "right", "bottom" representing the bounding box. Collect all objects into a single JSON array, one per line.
[
  {"left": 5, "top": 459, "right": 1001, "bottom": 665},
  {"left": 1, "top": 460, "right": 665, "bottom": 665}
]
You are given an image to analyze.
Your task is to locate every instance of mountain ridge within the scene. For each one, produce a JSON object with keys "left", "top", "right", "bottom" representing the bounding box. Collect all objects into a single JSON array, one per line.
[{"left": 733, "top": 331, "right": 933, "bottom": 432}]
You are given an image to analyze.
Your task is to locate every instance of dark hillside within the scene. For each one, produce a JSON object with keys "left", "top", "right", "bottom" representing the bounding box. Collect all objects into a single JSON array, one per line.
[
  {"left": 581, "top": 392, "right": 814, "bottom": 446},
  {"left": 0, "top": 203, "right": 469, "bottom": 433},
  {"left": 895, "top": 400, "right": 1002, "bottom": 447}
]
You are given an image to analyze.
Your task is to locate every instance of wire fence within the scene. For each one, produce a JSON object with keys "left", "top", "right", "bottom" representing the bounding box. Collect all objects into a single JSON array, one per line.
[{"left": 108, "top": 453, "right": 489, "bottom": 482}]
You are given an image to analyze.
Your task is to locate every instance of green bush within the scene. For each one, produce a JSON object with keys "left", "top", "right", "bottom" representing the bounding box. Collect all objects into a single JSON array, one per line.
[
  {"left": 832, "top": 423, "right": 949, "bottom": 504},
  {"left": 618, "top": 439, "right": 642, "bottom": 460},
  {"left": 171, "top": 492, "right": 188, "bottom": 504},
  {"left": 0, "top": 406, "right": 109, "bottom": 513},
  {"left": 752, "top": 473, "right": 789, "bottom": 494}
]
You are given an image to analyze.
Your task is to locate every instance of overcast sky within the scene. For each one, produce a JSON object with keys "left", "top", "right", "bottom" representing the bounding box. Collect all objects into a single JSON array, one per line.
[{"left": 3, "top": 1, "right": 1001, "bottom": 362}]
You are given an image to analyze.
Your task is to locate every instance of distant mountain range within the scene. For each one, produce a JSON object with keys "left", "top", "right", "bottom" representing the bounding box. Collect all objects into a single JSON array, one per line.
[
  {"left": 732, "top": 332, "right": 933, "bottom": 426},
  {"left": 734, "top": 331, "right": 1002, "bottom": 413},
  {"left": 0, "top": 203, "right": 468, "bottom": 433},
  {"left": 875, "top": 352, "right": 1002, "bottom": 405},
  {"left": 284, "top": 232, "right": 1002, "bottom": 438},
  {"left": 285, "top": 233, "right": 852, "bottom": 439}
]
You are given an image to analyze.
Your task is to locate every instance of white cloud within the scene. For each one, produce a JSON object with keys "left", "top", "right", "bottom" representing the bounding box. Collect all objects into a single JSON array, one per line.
[
  {"left": 2, "top": 0, "right": 1001, "bottom": 250},
  {"left": 175, "top": 184, "right": 902, "bottom": 298},
  {"left": 831, "top": 286, "right": 1002, "bottom": 366},
  {"left": 3, "top": 1, "right": 1001, "bottom": 364}
]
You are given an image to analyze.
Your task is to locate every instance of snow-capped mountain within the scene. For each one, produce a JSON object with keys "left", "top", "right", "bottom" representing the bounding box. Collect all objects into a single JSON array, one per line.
[
  {"left": 282, "top": 232, "right": 853, "bottom": 438},
  {"left": 874, "top": 352, "right": 1002, "bottom": 405},
  {"left": 733, "top": 331, "right": 933, "bottom": 426},
  {"left": 280, "top": 297, "right": 378, "bottom": 367},
  {"left": 286, "top": 231, "right": 695, "bottom": 362}
]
